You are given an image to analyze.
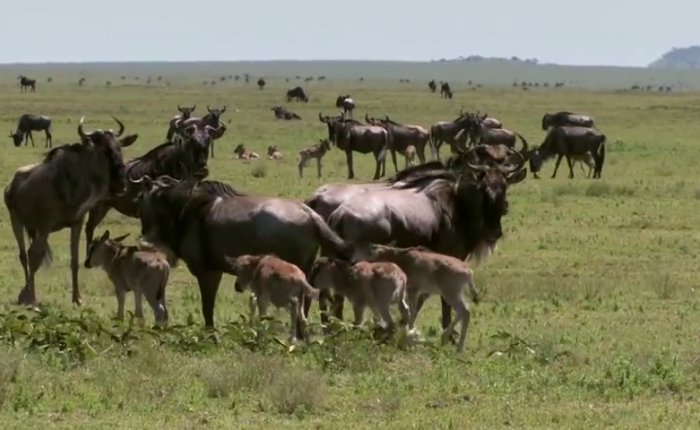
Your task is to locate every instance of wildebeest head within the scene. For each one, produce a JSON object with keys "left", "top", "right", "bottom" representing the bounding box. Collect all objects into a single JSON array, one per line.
[
  {"left": 174, "top": 119, "right": 218, "bottom": 178},
  {"left": 77, "top": 116, "right": 138, "bottom": 196},
  {"left": 225, "top": 254, "right": 264, "bottom": 292},
  {"left": 267, "top": 145, "right": 280, "bottom": 156},
  {"left": 177, "top": 104, "right": 196, "bottom": 119},
  {"left": 319, "top": 111, "right": 347, "bottom": 142},
  {"left": 84, "top": 229, "right": 130, "bottom": 269},
  {"left": 8, "top": 130, "right": 23, "bottom": 147},
  {"left": 203, "top": 105, "right": 227, "bottom": 129}
]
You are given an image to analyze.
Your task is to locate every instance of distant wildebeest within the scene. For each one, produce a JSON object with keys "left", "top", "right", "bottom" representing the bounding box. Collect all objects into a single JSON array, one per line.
[
  {"left": 428, "top": 110, "right": 472, "bottom": 160},
  {"left": 404, "top": 145, "right": 417, "bottom": 168},
  {"left": 5, "top": 117, "right": 138, "bottom": 306},
  {"left": 428, "top": 80, "right": 437, "bottom": 93},
  {"left": 233, "top": 144, "right": 259, "bottom": 160},
  {"left": 305, "top": 147, "right": 527, "bottom": 335},
  {"left": 335, "top": 95, "right": 355, "bottom": 117},
  {"left": 227, "top": 254, "right": 320, "bottom": 342},
  {"left": 541, "top": 111, "right": 595, "bottom": 130},
  {"left": 132, "top": 176, "right": 354, "bottom": 330},
  {"left": 173, "top": 105, "right": 228, "bottom": 158},
  {"left": 84, "top": 230, "right": 170, "bottom": 325},
  {"left": 352, "top": 243, "right": 479, "bottom": 352},
  {"left": 84, "top": 120, "right": 218, "bottom": 253},
  {"left": 365, "top": 113, "right": 430, "bottom": 170},
  {"left": 9, "top": 114, "right": 53, "bottom": 148},
  {"left": 297, "top": 138, "right": 332, "bottom": 179},
  {"left": 440, "top": 82, "right": 452, "bottom": 98},
  {"left": 165, "top": 104, "right": 196, "bottom": 141},
  {"left": 257, "top": 78, "right": 266, "bottom": 90},
  {"left": 309, "top": 256, "right": 410, "bottom": 332},
  {"left": 18, "top": 76, "right": 36, "bottom": 93},
  {"left": 329, "top": 115, "right": 390, "bottom": 180},
  {"left": 267, "top": 145, "right": 283, "bottom": 160},
  {"left": 527, "top": 126, "right": 606, "bottom": 179},
  {"left": 271, "top": 105, "right": 301, "bottom": 120},
  {"left": 286, "top": 86, "right": 309, "bottom": 102}
]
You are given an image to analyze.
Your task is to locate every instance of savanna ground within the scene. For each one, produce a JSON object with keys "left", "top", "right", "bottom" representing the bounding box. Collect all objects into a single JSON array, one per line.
[{"left": 1, "top": 61, "right": 700, "bottom": 428}]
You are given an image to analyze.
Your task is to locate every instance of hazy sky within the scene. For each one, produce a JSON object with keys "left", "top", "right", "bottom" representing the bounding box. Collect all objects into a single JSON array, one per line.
[{"left": 3, "top": 0, "right": 697, "bottom": 66}]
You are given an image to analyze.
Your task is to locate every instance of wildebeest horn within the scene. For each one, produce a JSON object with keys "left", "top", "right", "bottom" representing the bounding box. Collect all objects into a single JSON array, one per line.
[
  {"left": 207, "top": 105, "right": 212, "bottom": 113},
  {"left": 466, "top": 161, "right": 490, "bottom": 173},
  {"left": 111, "top": 116, "right": 124, "bottom": 137},
  {"left": 77, "top": 116, "right": 94, "bottom": 140},
  {"left": 220, "top": 105, "right": 226, "bottom": 114},
  {"left": 365, "top": 113, "right": 371, "bottom": 123},
  {"left": 459, "top": 108, "right": 464, "bottom": 116},
  {"left": 516, "top": 133, "right": 529, "bottom": 154},
  {"left": 318, "top": 111, "right": 327, "bottom": 123},
  {"left": 177, "top": 104, "right": 183, "bottom": 112},
  {"left": 497, "top": 150, "right": 526, "bottom": 175}
]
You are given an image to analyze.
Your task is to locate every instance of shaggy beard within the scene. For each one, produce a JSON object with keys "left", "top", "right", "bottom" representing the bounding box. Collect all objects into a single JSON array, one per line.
[
  {"left": 137, "top": 236, "right": 180, "bottom": 268},
  {"left": 466, "top": 240, "right": 498, "bottom": 266}
]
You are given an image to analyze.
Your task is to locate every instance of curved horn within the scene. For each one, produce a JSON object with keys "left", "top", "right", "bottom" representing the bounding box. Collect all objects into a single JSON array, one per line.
[
  {"left": 112, "top": 116, "right": 124, "bottom": 137},
  {"left": 365, "top": 113, "right": 372, "bottom": 123},
  {"left": 516, "top": 133, "right": 529, "bottom": 154},
  {"left": 191, "top": 104, "right": 196, "bottom": 112},
  {"left": 207, "top": 105, "right": 212, "bottom": 113},
  {"left": 497, "top": 150, "right": 526, "bottom": 175},
  {"left": 177, "top": 103, "right": 183, "bottom": 112},
  {"left": 459, "top": 108, "right": 464, "bottom": 116},
  {"left": 466, "top": 161, "right": 490, "bottom": 173},
  {"left": 130, "top": 174, "right": 153, "bottom": 184},
  {"left": 77, "top": 116, "right": 93, "bottom": 140},
  {"left": 220, "top": 105, "right": 226, "bottom": 114},
  {"left": 318, "top": 111, "right": 327, "bottom": 123}
]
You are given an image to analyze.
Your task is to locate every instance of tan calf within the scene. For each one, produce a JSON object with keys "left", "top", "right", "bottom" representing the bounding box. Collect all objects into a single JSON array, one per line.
[
  {"left": 233, "top": 143, "right": 259, "bottom": 159},
  {"left": 309, "top": 257, "right": 410, "bottom": 331},
  {"left": 226, "top": 254, "right": 320, "bottom": 341},
  {"left": 404, "top": 144, "right": 417, "bottom": 168},
  {"left": 353, "top": 243, "right": 479, "bottom": 352},
  {"left": 298, "top": 138, "right": 331, "bottom": 178},
  {"left": 84, "top": 230, "right": 170, "bottom": 325},
  {"left": 267, "top": 145, "right": 283, "bottom": 160}
]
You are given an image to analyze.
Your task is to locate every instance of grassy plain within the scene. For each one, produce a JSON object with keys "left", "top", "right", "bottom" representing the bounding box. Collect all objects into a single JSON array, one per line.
[{"left": 1, "top": 62, "right": 700, "bottom": 428}]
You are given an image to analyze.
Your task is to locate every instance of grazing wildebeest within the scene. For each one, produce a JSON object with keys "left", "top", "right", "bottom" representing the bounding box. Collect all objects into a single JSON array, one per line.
[
  {"left": 5, "top": 117, "right": 137, "bottom": 306},
  {"left": 9, "top": 114, "right": 53, "bottom": 148},
  {"left": 335, "top": 95, "right": 355, "bottom": 117},
  {"left": 331, "top": 117, "right": 389, "bottom": 180},
  {"left": 286, "top": 86, "right": 309, "bottom": 102},
  {"left": 18, "top": 76, "right": 36, "bottom": 93},
  {"left": 271, "top": 105, "right": 301, "bottom": 120},
  {"left": 174, "top": 105, "right": 228, "bottom": 158},
  {"left": 267, "top": 145, "right": 283, "bottom": 160},
  {"left": 428, "top": 80, "right": 437, "bottom": 93},
  {"left": 527, "top": 126, "right": 606, "bottom": 179},
  {"left": 257, "top": 78, "right": 266, "bottom": 90},
  {"left": 541, "top": 111, "right": 595, "bottom": 130},
  {"left": 366, "top": 113, "right": 430, "bottom": 170},
  {"left": 84, "top": 120, "right": 218, "bottom": 254},
  {"left": 428, "top": 110, "right": 472, "bottom": 160},
  {"left": 309, "top": 147, "right": 527, "bottom": 336},
  {"left": 440, "top": 82, "right": 452, "bottom": 98},
  {"left": 297, "top": 138, "right": 332, "bottom": 179},
  {"left": 132, "top": 176, "right": 354, "bottom": 329},
  {"left": 233, "top": 144, "right": 259, "bottom": 160},
  {"left": 165, "top": 104, "right": 196, "bottom": 141}
]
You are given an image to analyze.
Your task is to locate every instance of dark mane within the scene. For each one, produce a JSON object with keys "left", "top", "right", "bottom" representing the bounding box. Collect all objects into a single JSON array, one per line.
[
  {"left": 194, "top": 180, "right": 247, "bottom": 198},
  {"left": 43, "top": 143, "right": 87, "bottom": 163},
  {"left": 126, "top": 141, "right": 187, "bottom": 180}
]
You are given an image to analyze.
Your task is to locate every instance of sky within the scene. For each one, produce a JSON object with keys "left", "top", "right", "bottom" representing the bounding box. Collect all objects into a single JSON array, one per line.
[{"left": 2, "top": 0, "right": 697, "bottom": 67}]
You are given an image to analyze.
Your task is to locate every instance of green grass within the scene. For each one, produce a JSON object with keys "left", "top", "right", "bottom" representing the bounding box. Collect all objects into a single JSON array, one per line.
[{"left": 1, "top": 61, "right": 700, "bottom": 428}]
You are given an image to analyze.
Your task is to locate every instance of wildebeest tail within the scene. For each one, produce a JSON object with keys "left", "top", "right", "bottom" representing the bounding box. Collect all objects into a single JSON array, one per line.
[
  {"left": 300, "top": 204, "right": 354, "bottom": 260},
  {"left": 155, "top": 272, "right": 168, "bottom": 301}
]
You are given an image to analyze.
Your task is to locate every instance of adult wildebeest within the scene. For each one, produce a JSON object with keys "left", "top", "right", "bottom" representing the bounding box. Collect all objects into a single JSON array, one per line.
[
  {"left": 428, "top": 110, "right": 472, "bottom": 160},
  {"left": 440, "top": 82, "right": 452, "bottom": 98},
  {"left": 271, "top": 105, "right": 301, "bottom": 120},
  {"left": 335, "top": 95, "right": 355, "bottom": 117},
  {"left": 165, "top": 104, "right": 196, "bottom": 141},
  {"left": 286, "top": 86, "right": 309, "bottom": 103},
  {"left": 331, "top": 116, "right": 389, "bottom": 180},
  {"left": 84, "top": 120, "right": 219, "bottom": 254},
  {"left": 428, "top": 80, "right": 437, "bottom": 93},
  {"left": 306, "top": 146, "right": 527, "bottom": 334},
  {"left": 18, "top": 76, "right": 36, "bottom": 93},
  {"left": 5, "top": 117, "right": 138, "bottom": 306},
  {"left": 132, "top": 176, "right": 354, "bottom": 328},
  {"left": 257, "top": 78, "right": 266, "bottom": 90},
  {"left": 541, "top": 111, "right": 595, "bottom": 130},
  {"left": 366, "top": 113, "right": 429, "bottom": 170},
  {"left": 528, "top": 126, "right": 606, "bottom": 179},
  {"left": 9, "top": 114, "right": 53, "bottom": 148},
  {"left": 462, "top": 113, "right": 521, "bottom": 148},
  {"left": 173, "top": 105, "right": 227, "bottom": 158}
]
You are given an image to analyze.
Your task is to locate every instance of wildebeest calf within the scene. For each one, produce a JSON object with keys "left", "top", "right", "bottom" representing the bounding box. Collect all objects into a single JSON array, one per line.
[
  {"left": 226, "top": 254, "right": 320, "bottom": 341},
  {"left": 298, "top": 138, "right": 331, "bottom": 178},
  {"left": 267, "top": 145, "right": 283, "bottom": 160},
  {"left": 353, "top": 243, "right": 479, "bottom": 352},
  {"left": 233, "top": 144, "right": 259, "bottom": 159},
  {"left": 84, "top": 230, "right": 170, "bottom": 325},
  {"left": 404, "top": 144, "right": 417, "bottom": 168}
]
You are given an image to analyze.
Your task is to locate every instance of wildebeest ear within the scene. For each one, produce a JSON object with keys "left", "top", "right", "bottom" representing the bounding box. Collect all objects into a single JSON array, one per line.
[
  {"left": 113, "top": 233, "right": 130, "bottom": 243},
  {"left": 119, "top": 134, "right": 138, "bottom": 147},
  {"left": 101, "top": 230, "right": 110, "bottom": 241},
  {"left": 506, "top": 168, "right": 527, "bottom": 185}
]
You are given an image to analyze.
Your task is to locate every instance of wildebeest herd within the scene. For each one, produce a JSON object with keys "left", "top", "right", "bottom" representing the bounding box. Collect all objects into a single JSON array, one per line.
[{"left": 4, "top": 86, "right": 606, "bottom": 352}]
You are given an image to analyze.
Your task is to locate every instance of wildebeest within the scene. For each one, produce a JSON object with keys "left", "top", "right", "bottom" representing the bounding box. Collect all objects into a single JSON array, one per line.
[
  {"left": 541, "top": 111, "right": 595, "bottom": 130},
  {"left": 18, "top": 75, "right": 36, "bottom": 93},
  {"left": 365, "top": 113, "right": 430, "bottom": 170},
  {"left": 286, "top": 86, "right": 309, "bottom": 103},
  {"left": 84, "top": 120, "right": 218, "bottom": 254},
  {"left": 331, "top": 117, "right": 390, "bottom": 180},
  {"left": 233, "top": 144, "right": 259, "bottom": 160},
  {"left": 428, "top": 111, "right": 472, "bottom": 160},
  {"left": 306, "top": 147, "right": 527, "bottom": 333},
  {"left": 318, "top": 111, "right": 361, "bottom": 142},
  {"left": 173, "top": 105, "right": 228, "bottom": 158},
  {"left": 271, "top": 105, "right": 301, "bottom": 120},
  {"left": 404, "top": 145, "right": 417, "bottom": 168},
  {"left": 335, "top": 95, "right": 355, "bottom": 117},
  {"left": 428, "top": 80, "right": 437, "bottom": 93},
  {"left": 527, "top": 126, "right": 606, "bottom": 179},
  {"left": 440, "top": 82, "right": 452, "bottom": 98},
  {"left": 257, "top": 78, "right": 266, "bottom": 90},
  {"left": 84, "top": 230, "right": 170, "bottom": 325},
  {"left": 165, "top": 104, "right": 196, "bottom": 141},
  {"left": 132, "top": 176, "right": 354, "bottom": 328},
  {"left": 298, "top": 138, "right": 332, "bottom": 178},
  {"left": 267, "top": 145, "right": 283, "bottom": 160},
  {"left": 9, "top": 114, "right": 53, "bottom": 148},
  {"left": 5, "top": 117, "right": 138, "bottom": 306},
  {"left": 462, "top": 113, "right": 521, "bottom": 147}
]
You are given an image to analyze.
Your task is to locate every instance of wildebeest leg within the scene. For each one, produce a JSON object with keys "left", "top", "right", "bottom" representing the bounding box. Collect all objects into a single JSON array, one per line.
[
  {"left": 332, "top": 292, "right": 346, "bottom": 321},
  {"left": 391, "top": 149, "right": 399, "bottom": 173},
  {"left": 115, "top": 286, "right": 126, "bottom": 320},
  {"left": 85, "top": 203, "right": 110, "bottom": 255},
  {"left": 10, "top": 213, "right": 31, "bottom": 303},
  {"left": 28, "top": 132, "right": 35, "bottom": 147},
  {"left": 23, "top": 231, "right": 50, "bottom": 304},
  {"left": 417, "top": 143, "right": 427, "bottom": 164},
  {"left": 196, "top": 271, "right": 223, "bottom": 327},
  {"left": 316, "top": 158, "right": 322, "bottom": 179},
  {"left": 69, "top": 222, "right": 83, "bottom": 305},
  {"left": 565, "top": 155, "right": 575, "bottom": 179},
  {"left": 345, "top": 149, "right": 355, "bottom": 180},
  {"left": 551, "top": 154, "right": 565, "bottom": 179},
  {"left": 45, "top": 129, "right": 52, "bottom": 148},
  {"left": 210, "top": 140, "right": 215, "bottom": 159},
  {"left": 133, "top": 289, "right": 145, "bottom": 320},
  {"left": 372, "top": 151, "right": 384, "bottom": 180}
]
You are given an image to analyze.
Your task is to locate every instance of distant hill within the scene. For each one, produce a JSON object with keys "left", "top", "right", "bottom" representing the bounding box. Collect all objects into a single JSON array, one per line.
[
  {"left": 648, "top": 46, "right": 700, "bottom": 69},
  {"left": 432, "top": 55, "right": 541, "bottom": 65}
]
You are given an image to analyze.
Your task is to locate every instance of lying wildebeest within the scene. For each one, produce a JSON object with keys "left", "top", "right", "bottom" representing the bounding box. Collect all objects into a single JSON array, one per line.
[
  {"left": 271, "top": 105, "right": 301, "bottom": 120},
  {"left": 306, "top": 146, "right": 527, "bottom": 334},
  {"left": 440, "top": 82, "right": 452, "bottom": 98},
  {"left": 428, "top": 80, "right": 437, "bottom": 93},
  {"left": 173, "top": 105, "right": 228, "bottom": 158},
  {"left": 331, "top": 116, "right": 389, "bottom": 180},
  {"left": 233, "top": 144, "right": 259, "bottom": 159},
  {"left": 84, "top": 230, "right": 170, "bottom": 325},
  {"left": 5, "top": 117, "right": 137, "bottom": 306},
  {"left": 257, "top": 78, "right": 266, "bottom": 90},
  {"left": 267, "top": 145, "right": 283, "bottom": 160},
  {"left": 366, "top": 113, "right": 430, "bottom": 170},
  {"left": 428, "top": 110, "right": 472, "bottom": 160},
  {"left": 336, "top": 95, "right": 355, "bottom": 117},
  {"left": 18, "top": 75, "right": 36, "bottom": 93},
  {"left": 227, "top": 254, "right": 320, "bottom": 342},
  {"left": 528, "top": 126, "right": 606, "bottom": 179},
  {"left": 132, "top": 176, "right": 354, "bottom": 329},
  {"left": 165, "top": 104, "right": 196, "bottom": 141},
  {"left": 541, "top": 111, "right": 595, "bottom": 130},
  {"left": 298, "top": 138, "right": 332, "bottom": 179},
  {"left": 9, "top": 114, "right": 53, "bottom": 148},
  {"left": 286, "top": 86, "right": 309, "bottom": 103}
]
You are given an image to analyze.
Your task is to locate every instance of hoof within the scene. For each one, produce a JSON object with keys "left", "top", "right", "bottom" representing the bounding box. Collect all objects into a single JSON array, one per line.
[{"left": 17, "top": 288, "right": 34, "bottom": 305}]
